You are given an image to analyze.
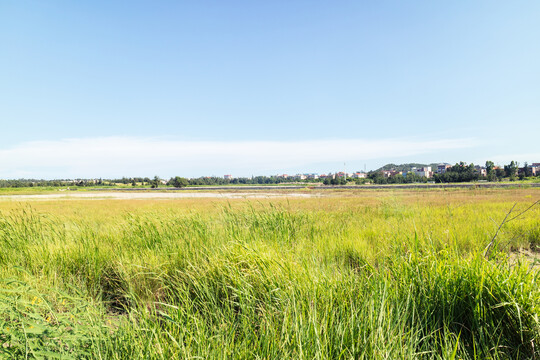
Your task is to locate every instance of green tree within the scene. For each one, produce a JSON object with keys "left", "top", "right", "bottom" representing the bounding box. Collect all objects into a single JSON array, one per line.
[
  {"left": 151, "top": 176, "right": 160, "bottom": 188},
  {"left": 522, "top": 162, "right": 532, "bottom": 177},
  {"left": 169, "top": 176, "right": 189, "bottom": 188},
  {"left": 504, "top": 161, "right": 519, "bottom": 180},
  {"left": 485, "top": 161, "right": 495, "bottom": 181}
]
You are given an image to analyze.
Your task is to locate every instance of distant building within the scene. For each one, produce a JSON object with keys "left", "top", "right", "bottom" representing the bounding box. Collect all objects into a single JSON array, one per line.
[
  {"left": 352, "top": 172, "right": 367, "bottom": 179},
  {"left": 531, "top": 163, "right": 540, "bottom": 176},
  {"left": 224, "top": 174, "right": 232, "bottom": 180},
  {"left": 415, "top": 167, "right": 433, "bottom": 178},
  {"left": 519, "top": 163, "right": 540, "bottom": 176},
  {"left": 474, "top": 166, "right": 487, "bottom": 177},
  {"left": 437, "top": 163, "right": 451, "bottom": 174},
  {"left": 382, "top": 170, "right": 400, "bottom": 178},
  {"left": 325, "top": 173, "right": 336, "bottom": 179}
]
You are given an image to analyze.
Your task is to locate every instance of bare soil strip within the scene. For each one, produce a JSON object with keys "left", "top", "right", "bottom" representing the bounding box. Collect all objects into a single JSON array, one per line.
[
  {"left": 91, "top": 183, "right": 540, "bottom": 191},
  {"left": 0, "top": 192, "right": 315, "bottom": 201}
]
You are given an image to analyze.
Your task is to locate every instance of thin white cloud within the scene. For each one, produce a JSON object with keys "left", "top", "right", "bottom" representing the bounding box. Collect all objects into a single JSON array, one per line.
[{"left": 0, "top": 136, "right": 476, "bottom": 179}]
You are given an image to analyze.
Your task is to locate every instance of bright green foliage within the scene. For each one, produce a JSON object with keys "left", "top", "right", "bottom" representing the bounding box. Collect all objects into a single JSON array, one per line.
[{"left": 0, "top": 196, "right": 538, "bottom": 359}]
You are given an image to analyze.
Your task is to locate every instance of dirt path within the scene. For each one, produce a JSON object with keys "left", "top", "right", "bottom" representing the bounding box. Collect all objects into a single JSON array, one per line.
[{"left": 0, "top": 191, "right": 316, "bottom": 201}]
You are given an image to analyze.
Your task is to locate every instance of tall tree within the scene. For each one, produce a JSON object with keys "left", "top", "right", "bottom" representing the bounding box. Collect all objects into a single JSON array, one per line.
[
  {"left": 151, "top": 176, "right": 161, "bottom": 188},
  {"left": 485, "top": 160, "right": 496, "bottom": 181},
  {"left": 522, "top": 162, "right": 532, "bottom": 177},
  {"left": 504, "top": 161, "right": 519, "bottom": 180}
]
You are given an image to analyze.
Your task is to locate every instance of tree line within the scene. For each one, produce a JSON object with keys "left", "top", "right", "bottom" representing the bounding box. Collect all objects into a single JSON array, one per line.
[
  {"left": 366, "top": 161, "right": 537, "bottom": 185},
  {"left": 0, "top": 161, "right": 537, "bottom": 188}
]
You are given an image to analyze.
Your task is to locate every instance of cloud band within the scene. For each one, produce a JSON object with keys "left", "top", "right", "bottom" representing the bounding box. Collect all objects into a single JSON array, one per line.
[{"left": 0, "top": 136, "right": 475, "bottom": 178}]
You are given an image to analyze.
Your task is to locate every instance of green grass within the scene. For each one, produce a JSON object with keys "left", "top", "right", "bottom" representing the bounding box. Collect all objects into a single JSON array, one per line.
[
  {"left": 0, "top": 190, "right": 539, "bottom": 359},
  {"left": 0, "top": 187, "right": 68, "bottom": 195}
]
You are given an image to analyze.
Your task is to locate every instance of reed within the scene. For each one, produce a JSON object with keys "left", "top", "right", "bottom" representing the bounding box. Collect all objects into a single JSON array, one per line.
[{"left": 0, "top": 189, "right": 538, "bottom": 359}]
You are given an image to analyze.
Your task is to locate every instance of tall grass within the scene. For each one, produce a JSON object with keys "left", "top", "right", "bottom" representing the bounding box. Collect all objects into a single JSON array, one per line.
[{"left": 0, "top": 191, "right": 539, "bottom": 359}]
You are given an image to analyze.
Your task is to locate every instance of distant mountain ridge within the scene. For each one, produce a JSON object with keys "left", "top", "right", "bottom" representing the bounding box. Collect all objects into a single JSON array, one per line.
[{"left": 375, "top": 163, "right": 442, "bottom": 172}]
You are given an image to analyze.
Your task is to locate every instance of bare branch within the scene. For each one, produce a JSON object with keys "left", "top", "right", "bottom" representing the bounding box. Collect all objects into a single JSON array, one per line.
[
  {"left": 484, "top": 200, "right": 540, "bottom": 259},
  {"left": 506, "top": 199, "right": 540, "bottom": 223},
  {"left": 484, "top": 203, "right": 517, "bottom": 259}
]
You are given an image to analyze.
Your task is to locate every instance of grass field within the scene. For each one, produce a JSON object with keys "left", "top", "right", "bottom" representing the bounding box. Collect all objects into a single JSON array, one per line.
[{"left": 0, "top": 188, "right": 539, "bottom": 359}]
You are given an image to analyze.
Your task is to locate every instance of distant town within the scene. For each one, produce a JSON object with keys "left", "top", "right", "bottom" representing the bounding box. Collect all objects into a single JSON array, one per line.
[{"left": 1, "top": 161, "right": 539, "bottom": 188}]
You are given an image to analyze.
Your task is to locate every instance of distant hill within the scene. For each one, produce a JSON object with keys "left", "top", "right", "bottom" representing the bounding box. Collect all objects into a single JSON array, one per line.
[{"left": 375, "top": 163, "right": 442, "bottom": 172}]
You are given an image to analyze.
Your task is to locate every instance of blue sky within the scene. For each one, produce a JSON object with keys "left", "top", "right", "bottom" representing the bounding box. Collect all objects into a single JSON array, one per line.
[{"left": 1, "top": 1, "right": 539, "bottom": 178}]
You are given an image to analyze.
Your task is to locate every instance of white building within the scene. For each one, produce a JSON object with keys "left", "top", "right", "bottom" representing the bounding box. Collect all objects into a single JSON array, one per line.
[
  {"left": 415, "top": 167, "right": 433, "bottom": 178},
  {"left": 474, "top": 166, "right": 487, "bottom": 177},
  {"left": 352, "top": 172, "right": 367, "bottom": 178}
]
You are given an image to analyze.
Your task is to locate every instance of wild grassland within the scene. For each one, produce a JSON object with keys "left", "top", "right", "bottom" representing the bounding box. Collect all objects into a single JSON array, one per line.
[{"left": 0, "top": 188, "right": 539, "bottom": 359}]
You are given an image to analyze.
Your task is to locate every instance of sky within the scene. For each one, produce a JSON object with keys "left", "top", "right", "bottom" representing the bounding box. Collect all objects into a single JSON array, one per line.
[{"left": 1, "top": 1, "right": 539, "bottom": 179}]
